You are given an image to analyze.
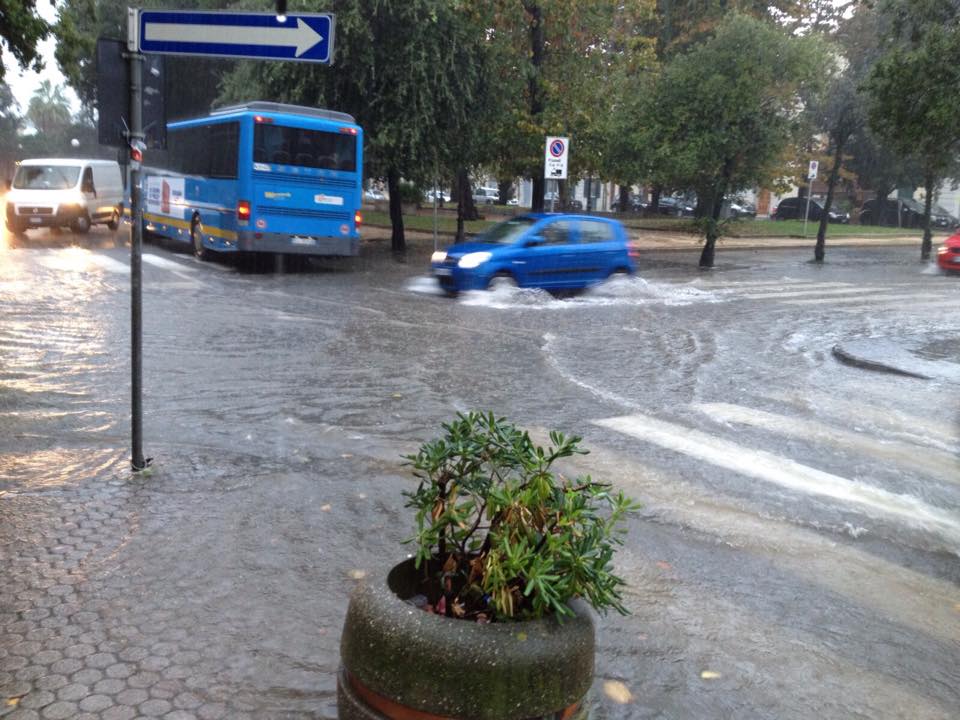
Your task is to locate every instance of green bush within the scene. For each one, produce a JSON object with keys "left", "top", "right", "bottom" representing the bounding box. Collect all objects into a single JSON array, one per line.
[{"left": 403, "top": 411, "right": 639, "bottom": 622}]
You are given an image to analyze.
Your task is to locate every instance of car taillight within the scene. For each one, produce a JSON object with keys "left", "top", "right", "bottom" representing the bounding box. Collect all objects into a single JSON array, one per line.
[
  {"left": 628, "top": 241, "right": 640, "bottom": 259},
  {"left": 354, "top": 211, "right": 362, "bottom": 227},
  {"left": 237, "top": 200, "right": 250, "bottom": 222}
]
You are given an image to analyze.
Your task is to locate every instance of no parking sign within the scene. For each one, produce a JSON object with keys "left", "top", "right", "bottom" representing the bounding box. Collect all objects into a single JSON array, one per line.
[{"left": 545, "top": 136, "right": 569, "bottom": 179}]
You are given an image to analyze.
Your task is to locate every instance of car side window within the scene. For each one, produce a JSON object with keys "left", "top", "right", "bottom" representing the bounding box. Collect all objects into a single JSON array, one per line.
[
  {"left": 540, "top": 220, "right": 574, "bottom": 246},
  {"left": 579, "top": 220, "right": 615, "bottom": 244}
]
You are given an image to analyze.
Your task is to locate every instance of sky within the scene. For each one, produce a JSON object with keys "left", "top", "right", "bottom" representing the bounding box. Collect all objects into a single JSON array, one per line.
[{"left": 3, "top": 1, "right": 80, "bottom": 118}]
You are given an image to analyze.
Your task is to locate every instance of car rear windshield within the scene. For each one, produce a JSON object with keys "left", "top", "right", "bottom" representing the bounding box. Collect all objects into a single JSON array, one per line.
[
  {"left": 254, "top": 124, "right": 357, "bottom": 172},
  {"left": 477, "top": 216, "right": 537, "bottom": 244},
  {"left": 13, "top": 165, "right": 81, "bottom": 190}
]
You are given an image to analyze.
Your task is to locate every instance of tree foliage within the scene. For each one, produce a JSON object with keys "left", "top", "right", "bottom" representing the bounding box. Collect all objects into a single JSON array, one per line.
[
  {"left": 26, "top": 79, "right": 71, "bottom": 135},
  {"left": 865, "top": 0, "right": 960, "bottom": 258},
  {"left": 641, "top": 13, "right": 821, "bottom": 266}
]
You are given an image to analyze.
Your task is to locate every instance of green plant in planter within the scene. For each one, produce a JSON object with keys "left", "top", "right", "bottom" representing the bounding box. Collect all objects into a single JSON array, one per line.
[{"left": 403, "top": 411, "right": 639, "bottom": 622}]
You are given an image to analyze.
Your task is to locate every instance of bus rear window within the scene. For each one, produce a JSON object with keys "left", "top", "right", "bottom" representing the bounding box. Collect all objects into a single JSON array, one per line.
[{"left": 254, "top": 124, "right": 356, "bottom": 172}]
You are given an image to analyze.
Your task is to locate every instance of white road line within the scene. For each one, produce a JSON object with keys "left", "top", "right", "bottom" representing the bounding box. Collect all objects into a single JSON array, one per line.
[
  {"left": 593, "top": 413, "right": 960, "bottom": 547},
  {"left": 835, "top": 300, "right": 952, "bottom": 313},
  {"left": 741, "top": 287, "right": 880, "bottom": 299},
  {"left": 765, "top": 390, "right": 959, "bottom": 452},
  {"left": 142, "top": 253, "right": 198, "bottom": 272},
  {"left": 695, "top": 279, "right": 819, "bottom": 287},
  {"left": 693, "top": 402, "right": 959, "bottom": 482},
  {"left": 86, "top": 254, "right": 131, "bottom": 274},
  {"left": 781, "top": 293, "right": 943, "bottom": 306}
]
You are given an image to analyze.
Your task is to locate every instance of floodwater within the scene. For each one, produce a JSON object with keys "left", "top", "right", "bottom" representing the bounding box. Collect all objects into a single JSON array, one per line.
[{"left": 2, "top": 230, "right": 959, "bottom": 719}]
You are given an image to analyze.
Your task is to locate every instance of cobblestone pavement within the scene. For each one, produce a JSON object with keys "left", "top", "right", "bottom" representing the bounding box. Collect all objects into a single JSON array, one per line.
[{"left": 1, "top": 442, "right": 406, "bottom": 720}]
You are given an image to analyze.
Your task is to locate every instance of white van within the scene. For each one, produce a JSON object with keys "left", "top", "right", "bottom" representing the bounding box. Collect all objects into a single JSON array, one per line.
[{"left": 4, "top": 159, "right": 125, "bottom": 235}]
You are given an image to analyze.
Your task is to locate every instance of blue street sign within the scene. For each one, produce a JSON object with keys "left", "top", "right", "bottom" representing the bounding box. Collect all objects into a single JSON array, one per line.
[{"left": 137, "top": 11, "right": 334, "bottom": 64}]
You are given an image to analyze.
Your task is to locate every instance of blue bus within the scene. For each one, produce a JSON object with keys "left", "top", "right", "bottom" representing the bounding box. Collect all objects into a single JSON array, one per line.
[{"left": 140, "top": 101, "right": 363, "bottom": 259}]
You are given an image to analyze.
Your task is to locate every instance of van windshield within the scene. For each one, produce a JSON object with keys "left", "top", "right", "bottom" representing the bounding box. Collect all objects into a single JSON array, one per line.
[{"left": 13, "top": 165, "right": 82, "bottom": 190}]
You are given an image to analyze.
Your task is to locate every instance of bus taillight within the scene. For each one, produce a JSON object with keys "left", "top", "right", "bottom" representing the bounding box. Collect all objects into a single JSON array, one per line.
[
  {"left": 237, "top": 200, "right": 251, "bottom": 222},
  {"left": 354, "top": 211, "right": 362, "bottom": 227}
]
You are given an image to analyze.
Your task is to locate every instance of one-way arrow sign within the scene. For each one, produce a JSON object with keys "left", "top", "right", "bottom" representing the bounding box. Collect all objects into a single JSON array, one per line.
[{"left": 136, "top": 11, "right": 334, "bottom": 63}]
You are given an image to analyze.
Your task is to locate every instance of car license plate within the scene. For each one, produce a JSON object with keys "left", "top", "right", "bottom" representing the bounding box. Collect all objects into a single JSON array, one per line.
[
  {"left": 434, "top": 267, "right": 452, "bottom": 276},
  {"left": 291, "top": 236, "right": 317, "bottom": 246},
  {"left": 29, "top": 217, "right": 43, "bottom": 224}
]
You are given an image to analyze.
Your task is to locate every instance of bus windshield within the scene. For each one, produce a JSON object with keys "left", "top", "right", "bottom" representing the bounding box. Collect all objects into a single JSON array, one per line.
[
  {"left": 14, "top": 165, "right": 81, "bottom": 190},
  {"left": 254, "top": 124, "right": 357, "bottom": 172}
]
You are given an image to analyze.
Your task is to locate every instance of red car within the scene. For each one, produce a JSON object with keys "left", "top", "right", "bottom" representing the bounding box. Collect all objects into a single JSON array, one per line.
[{"left": 937, "top": 233, "right": 960, "bottom": 272}]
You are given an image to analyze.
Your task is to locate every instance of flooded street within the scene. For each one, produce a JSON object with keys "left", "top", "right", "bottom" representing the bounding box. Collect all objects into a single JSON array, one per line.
[{"left": 2, "top": 227, "right": 959, "bottom": 719}]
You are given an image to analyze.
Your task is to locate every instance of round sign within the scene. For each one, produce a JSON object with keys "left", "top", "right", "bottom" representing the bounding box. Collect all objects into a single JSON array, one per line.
[
  {"left": 340, "top": 223, "right": 349, "bottom": 235},
  {"left": 549, "top": 140, "right": 565, "bottom": 158},
  {"left": 256, "top": 218, "right": 267, "bottom": 229}
]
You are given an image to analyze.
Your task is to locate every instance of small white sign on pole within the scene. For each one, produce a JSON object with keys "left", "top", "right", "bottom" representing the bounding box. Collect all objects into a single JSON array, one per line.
[
  {"left": 545, "top": 136, "right": 569, "bottom": 180},
  {"left": 808, "top": 160, "right": 819, "bottom": 180}
]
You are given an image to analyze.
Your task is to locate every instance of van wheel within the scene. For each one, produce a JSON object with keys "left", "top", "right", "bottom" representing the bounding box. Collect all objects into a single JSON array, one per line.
[
  {"left": 191, "top": 216, "right": 211, "bottom": 261},
  {"left": 488, "top": 272, "right": 518, "bottom": 291},
  {"left": 107, "top": 207, "right": 120, "bottom": 231},
  {"left": 71, "top": 213, "right": 91, "bottom": 235}
]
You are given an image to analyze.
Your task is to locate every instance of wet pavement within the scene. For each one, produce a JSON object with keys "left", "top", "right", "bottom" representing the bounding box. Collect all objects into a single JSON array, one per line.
[{"left": 2, "top": 226, "right": 959, "bottom": 719}]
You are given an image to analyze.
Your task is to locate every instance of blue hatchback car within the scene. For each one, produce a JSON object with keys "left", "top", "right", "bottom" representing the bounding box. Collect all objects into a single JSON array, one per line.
[{"left": 431, "top": 214, "right": 636, "bottom": 293}]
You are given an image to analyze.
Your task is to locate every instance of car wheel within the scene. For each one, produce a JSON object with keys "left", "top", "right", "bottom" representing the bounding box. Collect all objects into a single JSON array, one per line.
[
  {"left": 488, "top": 272, "right": 518, "bottom": 291},
  {"left": 71, "top": 213, "right": 91, "bottom": 234},
  {"left": 191, "top": 216, "right": 211, "bottom": 261},
  {"left": 107, "top": 207, "right": 120, "bottom": 231}
]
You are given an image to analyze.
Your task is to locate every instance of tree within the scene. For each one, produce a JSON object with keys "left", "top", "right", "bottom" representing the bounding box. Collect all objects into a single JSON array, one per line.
[
  {"left": 0, "top": 82, "right": 23, "bottom": 178},
  {"left": 0, "top": 0, "right": 50, "bottom": 83},
  {"left": 643, "top": 13, "right": 821, "bottom": 267},
  {"left": 865, "top": 0, "right": 960, "bottom": 260},
  {"left": 27, "top": 80, "right": 71, "bottom": 136}
]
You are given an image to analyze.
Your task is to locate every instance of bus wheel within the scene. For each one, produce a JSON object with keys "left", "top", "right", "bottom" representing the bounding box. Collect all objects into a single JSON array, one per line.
[{"left": 191, "top": 216, "right": 211, "bottom": 261}]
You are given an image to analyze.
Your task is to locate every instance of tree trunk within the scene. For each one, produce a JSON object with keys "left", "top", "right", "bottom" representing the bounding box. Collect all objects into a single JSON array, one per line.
[
  {"left": 649, "top": 185, "right": 662, "bottom": 216},
  {"left": 497, "top": 178, "right": 514, "bottom": 206},
  {"left": 922, "top": 171, "right": 934, "bottom": 260},
  {"left": 815, "top": 130, "right": 847, "bottom": 263},
  {"left": 524, "top": 1, "right": 546, "bottom": 212},
  {"left": 618, "top": 185, "right": 630, "bottom": 213},
  {"left": 457, "top": 167, "right": 479, "bottom": 226},
  {"left": 387, "top": 168, "right": 405, "bottom": 255},
  {"left": 699, "top": 160, "right": 733, "bottom": 269}
]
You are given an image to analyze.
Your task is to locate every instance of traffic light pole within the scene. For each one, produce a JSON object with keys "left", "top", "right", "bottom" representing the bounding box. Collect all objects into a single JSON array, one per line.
[{"left": 127, "top": 8, "right": 147, "bottom": 471}]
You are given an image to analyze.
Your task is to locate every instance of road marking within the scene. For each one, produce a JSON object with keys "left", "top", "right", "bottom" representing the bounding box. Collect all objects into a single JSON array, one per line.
[
  {"left": 593, "top": 413, "right": 960, "bottom": 547},
  {"left": 143, "top": 253, "right": 197, "bottom": 272},
  {"left": 740, "top": 287, "right": 879, "bottom": 299},
  {"left": 765, "top": 390, "right": 959, "bottom": 453},
  {"left": 86, "top": 254, "right": 130, "bottom": 274},
  {"left": 693, "top": 403, "right": 959, "bottom": 482},
  {"left": 696, "top": 279, "right": 822, "bottom": 287},
  {"left": 781, "top": 292, "right": 943, "bottom": 306},
  {"left": 835, "top": 300, "right": 954, "bottom": 313}
]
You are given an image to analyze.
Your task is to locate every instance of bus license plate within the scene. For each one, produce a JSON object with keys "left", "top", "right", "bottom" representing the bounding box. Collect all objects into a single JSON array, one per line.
[{"left": 291, "top": 236, "right": 317, "bottom": 246}]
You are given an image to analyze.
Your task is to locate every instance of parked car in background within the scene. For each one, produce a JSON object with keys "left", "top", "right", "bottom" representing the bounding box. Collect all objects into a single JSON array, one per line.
[
  {"left": 431, "top": 213, "right": 636, "bottom": 293},
  {"left": 424, "top": 189, "right": 451, "bottom": 203},
  {"left": 472, "top": 187, "right": 500, "bottom": 205},
  {"left": 931, "top": 204, "right": 960, "bottom": 229},
  {"left": 364, "top": 188, "right": 385, "bottom": 201},
  {"left": 772, "top": 197, "right": 849, "bottom": 223},
  {"left": 727, "top": 197, "right": 756, "bottom": 218},
  {"left": 937, "top": 232, "right": 960, "bottom": 272},
  {"left": 858, "top": 198, "right": 923, "bottom": 227},
  {"left": 655, "top": 196, "right": 695, "bottom": 217}
]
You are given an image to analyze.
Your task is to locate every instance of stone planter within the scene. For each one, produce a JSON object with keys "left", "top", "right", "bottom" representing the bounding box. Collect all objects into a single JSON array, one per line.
[{"left": 338, "top": 558, "right": 595, "bottom": 720}]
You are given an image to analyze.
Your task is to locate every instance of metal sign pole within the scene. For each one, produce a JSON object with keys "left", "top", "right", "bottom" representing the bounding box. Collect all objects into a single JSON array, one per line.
[
  {"left": 127, "top": 8, "right": 147, "bottom": 471},
  {"left": 803, "top": 191, "right": 811, "bottom": 238}
]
